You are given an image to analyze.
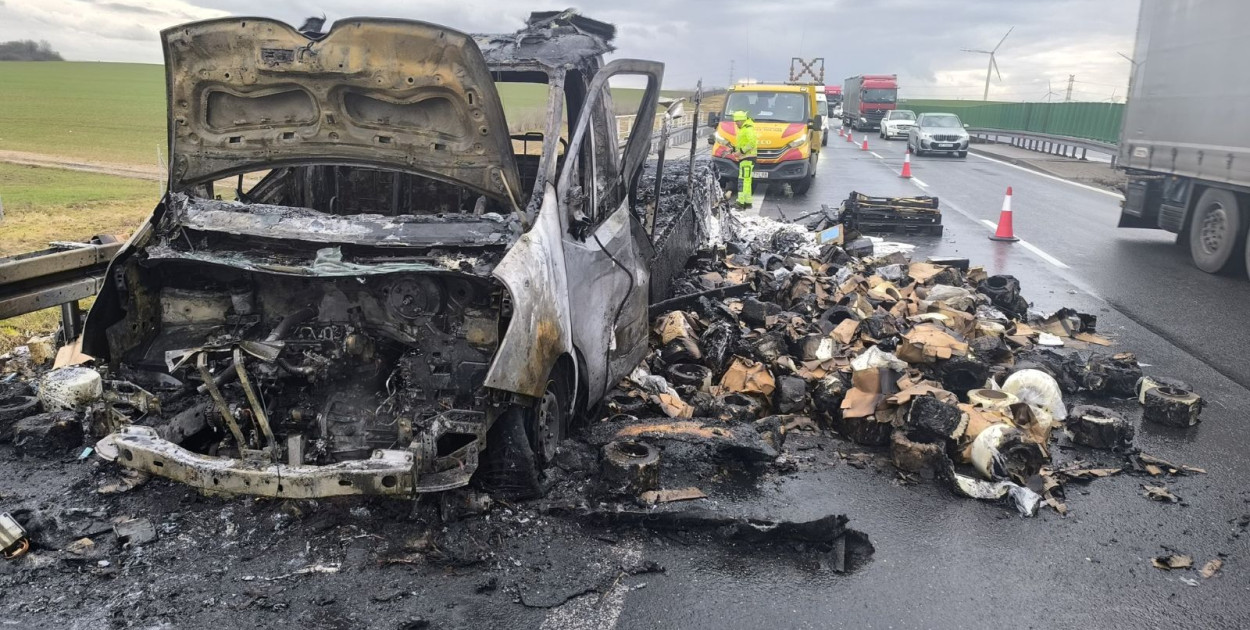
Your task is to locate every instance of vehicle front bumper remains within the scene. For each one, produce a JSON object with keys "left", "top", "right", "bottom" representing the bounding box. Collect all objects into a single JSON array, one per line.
[
  {"left": 96, "top": 410, "right": 486, "bottom": 498},
  {"left": 711, "top": 156, "right": 810, "bottom": 183}
]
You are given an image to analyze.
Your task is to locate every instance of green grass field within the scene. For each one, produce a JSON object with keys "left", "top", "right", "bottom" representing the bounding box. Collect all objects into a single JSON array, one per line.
[
  {"left": 0, "top": 61, "right": 689, "bottom": 167},
  {"left": 0, "top": 62, "right": 167, "bottom": 166},
  {"left": 0, "top": 162, "right": 156, "bottom": 257}
]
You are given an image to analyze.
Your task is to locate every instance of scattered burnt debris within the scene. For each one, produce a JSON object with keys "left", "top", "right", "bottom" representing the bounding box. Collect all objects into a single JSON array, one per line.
[
  {"left": 1066, "top": 405, "right": 1135, "bottom": 450},
  {"left": 593, "top": 209, "right": 1209, "bottom": 518},
  {"left": 574, "top": 508, "right": 874, "bottom": 573},
  {"left": 1142, "top": 386, "right": 1204, "bottom": 427}
]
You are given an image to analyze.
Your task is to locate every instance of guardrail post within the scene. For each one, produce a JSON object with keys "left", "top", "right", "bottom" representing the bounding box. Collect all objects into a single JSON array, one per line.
[{"left": 59, "top": 301, "right": 82, "bottom": 345}]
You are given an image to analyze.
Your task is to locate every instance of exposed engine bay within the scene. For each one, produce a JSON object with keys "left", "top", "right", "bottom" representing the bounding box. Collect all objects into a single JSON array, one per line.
[{"left": 88, "top": 175, "right": 514, "bottom": 496}]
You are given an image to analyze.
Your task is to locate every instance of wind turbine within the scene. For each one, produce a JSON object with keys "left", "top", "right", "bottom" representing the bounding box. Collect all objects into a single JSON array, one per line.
[
  {"left": 1041, "top": 80, "right": 1060, "bottom": 102},
  {"left": 963, "top": 27, "right": 1014, "bottom": 101}
]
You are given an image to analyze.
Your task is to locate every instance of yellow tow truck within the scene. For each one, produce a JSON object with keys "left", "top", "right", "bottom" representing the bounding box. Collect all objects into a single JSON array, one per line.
[{"left": 707, "top": 83, "right": 823, "bottom": 195}]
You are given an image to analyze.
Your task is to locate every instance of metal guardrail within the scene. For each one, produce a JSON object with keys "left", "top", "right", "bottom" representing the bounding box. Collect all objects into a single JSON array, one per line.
[
  {"left": 617, "top": 115, "right": 712, "bottom": 154},
  {"left": 658, "top": 125, "right": 710, "bottom": 150},
  {"left": 0, "top": 236, "right": 121, "bottom": 343},
  {"left": 968, "top": 128, "right": 1118, "bottom": 158}
]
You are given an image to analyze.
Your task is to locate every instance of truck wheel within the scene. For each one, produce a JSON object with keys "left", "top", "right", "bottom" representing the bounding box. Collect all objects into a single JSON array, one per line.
[
  {"left": 1188, "top": 187, "right": 1243, "bottom": 273},
  {"left": 792, "top": 176, "right": 813, "bottom": 195}
]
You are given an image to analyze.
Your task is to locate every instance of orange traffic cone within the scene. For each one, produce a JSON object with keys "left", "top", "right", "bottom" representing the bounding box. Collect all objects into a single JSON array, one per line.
[
  {"left": 846, "top": 131, "right": 854, "bottom": 144},
  {"left": 900, "top": 149, "right": 912, "bottom": 178},
  {"left": 860, "top": 138, "right": 869, "bottom": 151},
  {"left": 989, "top": 187, "right": 1020, "bottom": 242},
  {"left": 838, "top": 127, "right": 844, "bottom": 137}
]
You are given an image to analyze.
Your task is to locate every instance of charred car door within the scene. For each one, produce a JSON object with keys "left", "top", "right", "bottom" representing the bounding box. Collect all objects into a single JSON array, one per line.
[{"left": 557, "top": 59, "right": 663, "bottom": 403}]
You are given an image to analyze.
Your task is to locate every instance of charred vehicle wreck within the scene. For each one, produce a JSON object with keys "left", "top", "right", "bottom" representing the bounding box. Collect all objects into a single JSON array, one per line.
[{"left": 83, "top": 13, "right": 711, "bottom": 498}]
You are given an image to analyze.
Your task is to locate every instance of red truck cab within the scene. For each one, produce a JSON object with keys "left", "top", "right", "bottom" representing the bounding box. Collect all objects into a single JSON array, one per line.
[
  {"left": 823, "top": 85, "right": 843, "bottom": 119},
  {"left": 842, "top": 74, "right": 897, "bottom": 131}
]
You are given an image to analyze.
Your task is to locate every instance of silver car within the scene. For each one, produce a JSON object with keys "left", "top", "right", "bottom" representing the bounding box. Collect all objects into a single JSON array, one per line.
[
  {"left": 879, "top": 109, "right": 916, "bottom": 140},
  {"left": 907, "top": 112, "right": 970, "bottom": 157}
]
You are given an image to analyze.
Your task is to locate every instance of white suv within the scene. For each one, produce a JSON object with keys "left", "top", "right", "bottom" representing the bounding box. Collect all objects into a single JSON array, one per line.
[
  {"left": 907, "top": 112, "right": 971, "bottom": 157},
  {"left": 879, "top": 109, "right": 916, "bottom": 140}
]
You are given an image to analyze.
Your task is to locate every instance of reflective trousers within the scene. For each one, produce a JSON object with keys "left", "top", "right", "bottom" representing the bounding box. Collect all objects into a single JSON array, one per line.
[{"left": 737, "top": 158, "right": 755, "bottom": 206}]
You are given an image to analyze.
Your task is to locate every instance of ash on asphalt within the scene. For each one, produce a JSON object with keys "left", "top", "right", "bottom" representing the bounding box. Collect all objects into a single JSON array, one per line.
[{"left": 0, "top": 424, "right": 875, "bottom": 629}]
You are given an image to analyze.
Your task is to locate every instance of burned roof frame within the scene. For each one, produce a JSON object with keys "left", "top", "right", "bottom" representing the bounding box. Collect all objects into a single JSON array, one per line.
[{"left": 475, "top": 10, "right": 616, "bottom": 73}]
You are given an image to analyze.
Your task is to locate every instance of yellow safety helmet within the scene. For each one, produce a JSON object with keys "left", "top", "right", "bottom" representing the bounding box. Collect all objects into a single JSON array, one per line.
[{"left": 733, "top": 110, "right": 748, "bottom": 123}]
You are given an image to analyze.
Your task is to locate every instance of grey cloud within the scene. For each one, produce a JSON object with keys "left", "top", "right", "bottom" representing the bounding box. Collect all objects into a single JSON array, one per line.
[
  {"left": 98, "top": 2, "right": 164, "bottom": 16},
  {"left": 2, "top": 0, "right": 1138, "bottom": 100}
]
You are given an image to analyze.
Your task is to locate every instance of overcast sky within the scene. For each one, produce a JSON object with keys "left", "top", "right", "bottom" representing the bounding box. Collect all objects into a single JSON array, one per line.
[{"left": 0, "top": 0, "right": 1140, "bottom": 102}]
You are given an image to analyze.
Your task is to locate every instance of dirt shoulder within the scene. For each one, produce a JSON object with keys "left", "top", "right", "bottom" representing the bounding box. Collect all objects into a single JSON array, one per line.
[{"left": 0, "top": 150, "right": 163, "bottom": 182}]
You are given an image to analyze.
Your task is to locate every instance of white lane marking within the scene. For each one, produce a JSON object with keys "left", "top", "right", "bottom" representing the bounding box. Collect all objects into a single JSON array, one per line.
[
  {"left": 969, "top": 152, "right": 1124, "bottom": 199},
  {"left": 911, "top": 177, "right": 928, "bottom": 188},
  {"left": 1019, "top": 241, "right": 1071, "bottom": 269},
  {"left": 870, "top": 151, "right": 883, "bottom": 159},
  {"left": 978, "top": 219, "right": 1071, "bottom": 268},
  {"left": 540, "top": 543, "right": 641, "bottom": 630}
]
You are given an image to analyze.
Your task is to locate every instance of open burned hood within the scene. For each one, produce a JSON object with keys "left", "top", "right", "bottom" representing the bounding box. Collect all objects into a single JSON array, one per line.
[{"left": 162, "top": 17, "right": 521, "bottom": 201}]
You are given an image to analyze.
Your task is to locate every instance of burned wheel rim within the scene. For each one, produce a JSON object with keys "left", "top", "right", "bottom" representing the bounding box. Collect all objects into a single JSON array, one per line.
[{"left": 533, "top": 387, "right": 563, "bottom": 465}]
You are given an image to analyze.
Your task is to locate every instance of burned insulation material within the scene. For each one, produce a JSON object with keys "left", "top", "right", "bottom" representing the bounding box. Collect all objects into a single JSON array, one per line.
[
  {"left": 599, "top": 208, "right": 1207, "bottom": 517},
  {"left": 642, "top": 159, "right": 727, "bottom": 302}
]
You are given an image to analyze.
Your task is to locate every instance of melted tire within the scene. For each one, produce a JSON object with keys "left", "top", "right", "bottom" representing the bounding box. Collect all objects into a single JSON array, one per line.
[{"left": 476, "top": 407, "right": 541, "bottom": 500}]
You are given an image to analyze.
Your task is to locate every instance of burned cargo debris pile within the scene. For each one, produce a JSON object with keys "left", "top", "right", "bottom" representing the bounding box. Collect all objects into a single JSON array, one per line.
[
  {"left": 636, "top": 159, "right": 722, "bottom": 236},
  {"left": 608, "top": 213, "right": 1206, "bottom": 517}
]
